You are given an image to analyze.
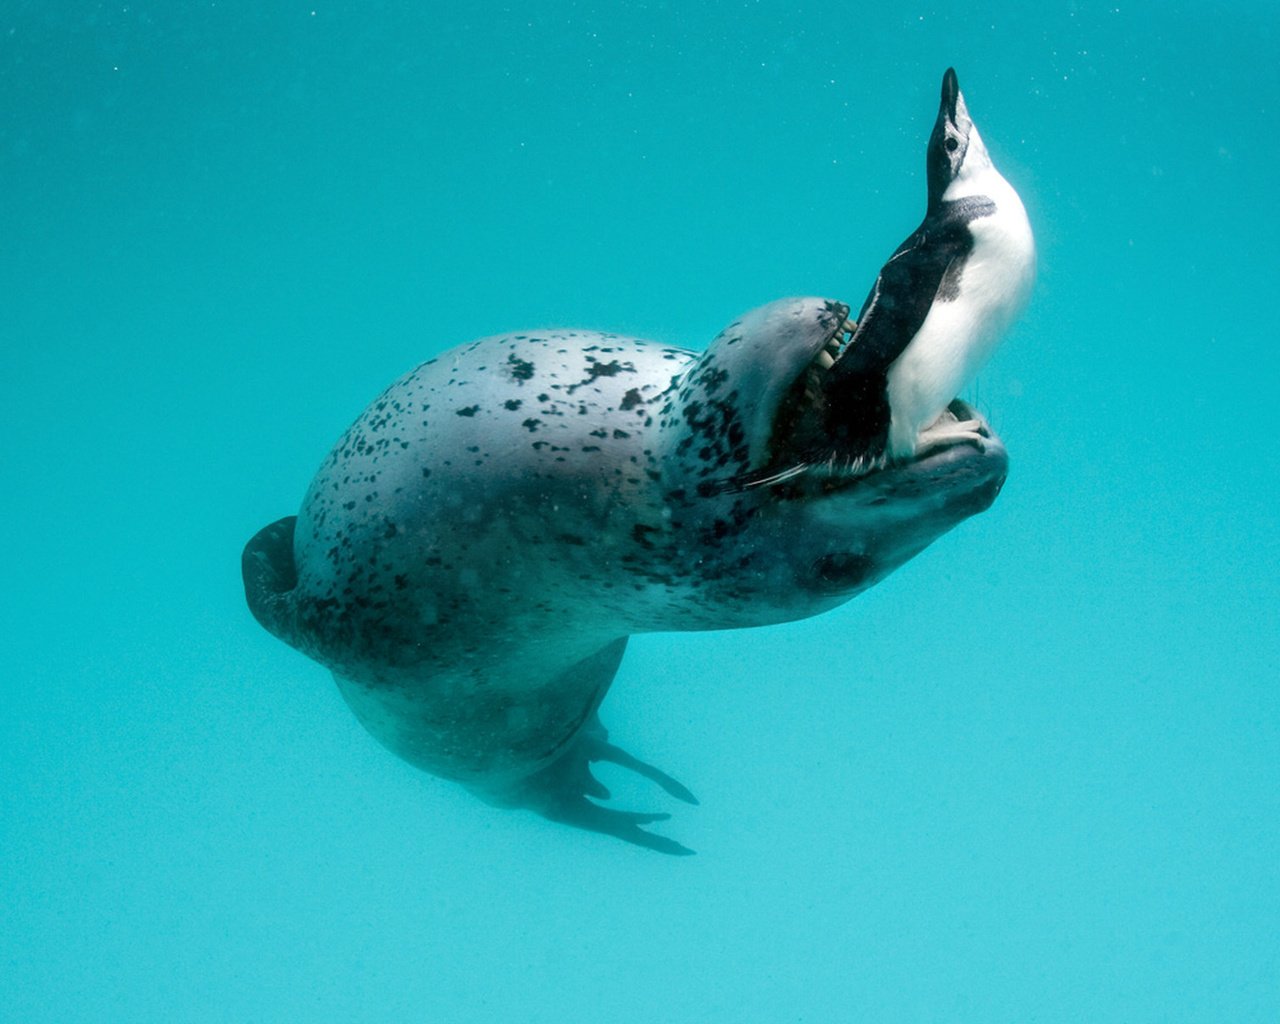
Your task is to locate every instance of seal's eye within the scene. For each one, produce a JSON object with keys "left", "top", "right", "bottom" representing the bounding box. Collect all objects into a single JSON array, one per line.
[
  {"left": 808, "top": 552, "right": 874, "bottom": 593},
  {"left": 945, "top": 137, "right": 959, "bottom": 153}
]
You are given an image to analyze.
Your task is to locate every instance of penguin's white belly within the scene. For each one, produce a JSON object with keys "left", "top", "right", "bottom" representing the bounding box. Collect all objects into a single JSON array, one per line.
[{"left": 885, "top": 203, "right": 1035, "bottom": 457}]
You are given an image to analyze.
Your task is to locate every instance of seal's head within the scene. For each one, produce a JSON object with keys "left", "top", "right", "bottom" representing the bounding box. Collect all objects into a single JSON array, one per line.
[{"left": 658, "top": 297, "right": 1007, "bottom": 624}]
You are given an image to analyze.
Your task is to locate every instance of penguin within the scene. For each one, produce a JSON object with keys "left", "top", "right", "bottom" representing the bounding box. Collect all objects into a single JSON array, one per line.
[{"left": 814, "top": 67, "right": 1036, "bottom": 474}]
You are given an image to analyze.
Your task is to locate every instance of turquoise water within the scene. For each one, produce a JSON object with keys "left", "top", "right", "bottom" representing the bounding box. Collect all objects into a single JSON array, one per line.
[{"left": 3, "top": 2, "right": 1277, "bottom": 1020}]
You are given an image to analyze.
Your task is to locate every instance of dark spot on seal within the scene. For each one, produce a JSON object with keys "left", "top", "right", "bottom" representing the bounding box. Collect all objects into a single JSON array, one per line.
[
  {"left": 456, "top": 405, "right": 480, "bottom": 417},
  {"left": 504, "top": 399, "right": 523, "bottom": 411},
  {"left": 522, "top": 418, "right": 542, "bottom": 432},
  {"left": 620, "top": 388, "right": 643, "bottom": 411},
  {"left": 631, "top": 524, "right": 660, "bottom": 549},
  {"left": 507, "top": 353, "right": 535, "bottom": 381},
  {"left": 700, "top": 367, "right": 730, "bottom": 394}
]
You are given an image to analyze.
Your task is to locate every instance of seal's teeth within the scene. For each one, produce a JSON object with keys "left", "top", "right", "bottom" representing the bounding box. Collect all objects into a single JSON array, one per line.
[
  {"left": 820, "top": 321, "right": 856, "bottom": 363},
  {"left": 815, "top": 349, "right": 836, "bottom": 370}
]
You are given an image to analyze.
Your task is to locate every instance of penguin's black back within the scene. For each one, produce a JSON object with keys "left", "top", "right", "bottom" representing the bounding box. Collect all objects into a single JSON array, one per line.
[{"left": 823, "top": 195, "right": 996, "bottom": 458}]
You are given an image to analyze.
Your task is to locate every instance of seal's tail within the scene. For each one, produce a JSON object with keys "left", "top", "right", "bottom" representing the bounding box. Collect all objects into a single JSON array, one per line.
[{"left": 242, "top": 516, "right": 300, "bottom": 644}]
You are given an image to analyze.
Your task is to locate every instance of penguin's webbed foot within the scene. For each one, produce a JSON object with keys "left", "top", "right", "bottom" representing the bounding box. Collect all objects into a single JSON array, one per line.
[{"left": 916, "top": 407, "right": 992, "bottom": 458}]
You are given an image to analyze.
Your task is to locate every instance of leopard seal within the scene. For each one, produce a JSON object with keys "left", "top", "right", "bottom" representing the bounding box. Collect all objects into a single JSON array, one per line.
[
  {"left": 242, "top": 70, "right": 1031, "bottom": 854},
  {"left": 243, "top": 298, "right": 1008, "bottom": 854}
]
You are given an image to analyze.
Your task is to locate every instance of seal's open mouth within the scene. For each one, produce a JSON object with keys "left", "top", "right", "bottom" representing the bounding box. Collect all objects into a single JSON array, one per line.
[
  {"left": 735, "top": 303, "right": 1006, "bottom": 493},
  {"left": 784, "top": 398, "right": 1007, "bottom": 497}
]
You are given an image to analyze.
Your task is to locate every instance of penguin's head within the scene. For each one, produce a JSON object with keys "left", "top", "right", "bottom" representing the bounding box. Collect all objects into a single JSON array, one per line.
[{"left": 927, "top": 68, "right": 995, "bottom": 203}]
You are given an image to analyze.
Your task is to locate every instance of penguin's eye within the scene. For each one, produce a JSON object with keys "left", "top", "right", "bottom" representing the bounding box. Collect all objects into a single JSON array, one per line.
[{"left": 945, "top": 137, "right": 959, "bottom": 153}]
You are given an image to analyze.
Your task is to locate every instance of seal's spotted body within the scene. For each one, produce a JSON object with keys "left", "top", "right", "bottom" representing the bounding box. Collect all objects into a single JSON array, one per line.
[
  {"left": 244, "top": 298, "right": 1011, "bottom": 854},
  {"left": 243, "top": 69, "right": 1034, "bottom": 853}
]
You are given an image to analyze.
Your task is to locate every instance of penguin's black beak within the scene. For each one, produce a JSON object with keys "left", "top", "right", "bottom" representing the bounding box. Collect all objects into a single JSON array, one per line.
[{"left": 941, "top": 67, "right": 960, "bottom": 125}]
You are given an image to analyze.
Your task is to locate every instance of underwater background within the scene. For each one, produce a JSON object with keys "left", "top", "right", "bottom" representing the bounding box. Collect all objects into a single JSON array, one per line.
[{"left": 3, "top": 2, "right": 1277, "bottom": 1021}]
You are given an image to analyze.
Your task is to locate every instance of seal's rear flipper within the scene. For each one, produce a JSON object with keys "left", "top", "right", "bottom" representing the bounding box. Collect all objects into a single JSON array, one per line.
[
  {"left": 543, "top": 800, "right": 692, "bottom": 857},
  {"left": 503, "top": 711, "right": 697, "bottom": 855},
  {"left": 242, "top": 516, "right": 299, "bottom": 644},
  {"left": 592, "top": 740, "right": 699, "bottom": 806}
]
